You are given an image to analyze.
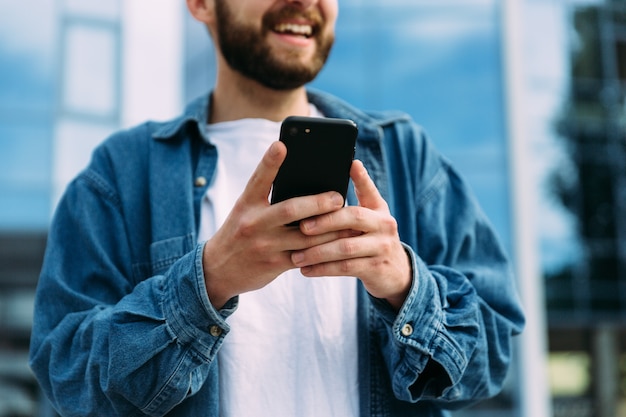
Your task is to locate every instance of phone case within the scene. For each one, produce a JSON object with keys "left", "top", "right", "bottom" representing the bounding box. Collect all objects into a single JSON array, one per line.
[{"left": 270, "top": 116, "right": 358, "bottom": 206}]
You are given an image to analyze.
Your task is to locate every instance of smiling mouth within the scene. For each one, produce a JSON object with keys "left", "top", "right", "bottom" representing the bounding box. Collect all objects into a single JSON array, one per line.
[{"left": 273, "top": 22, "right": 314, "bottom": 38}]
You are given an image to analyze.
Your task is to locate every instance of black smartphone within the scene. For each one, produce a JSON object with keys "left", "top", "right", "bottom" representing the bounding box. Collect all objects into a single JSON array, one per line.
[{"left": 270, "top": 116, "right": 358, "bottom": 208}]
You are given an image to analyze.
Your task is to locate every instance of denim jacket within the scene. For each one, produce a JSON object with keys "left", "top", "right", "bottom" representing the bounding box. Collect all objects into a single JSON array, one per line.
[{"left": 30, "top": 89, "right": 525, "bottom": 417}]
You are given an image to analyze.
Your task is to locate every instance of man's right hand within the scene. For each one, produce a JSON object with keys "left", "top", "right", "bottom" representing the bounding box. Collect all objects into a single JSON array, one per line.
[{"left": 202, "top": 141, "right": 346, "bottom": 309}]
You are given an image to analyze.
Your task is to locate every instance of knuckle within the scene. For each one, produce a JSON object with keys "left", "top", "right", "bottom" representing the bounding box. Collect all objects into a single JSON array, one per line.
[
  {"left": 381, "top": 215, "right": 399, "bottom": 233},
  {"left": 379, "top": 239, "right": 394, "bottom": 254},
  {"left": 352, "top": 206, "right": 368, "bottom": 222},
  {"left": 279, "top": 200, "right": 300, "bottom": 221},
  {"left": 363, "top": 258, "right": 383, "bottom": 278},
  {"left": 340, "top": 239, "right": 357, "bottom": 256},
  {"left": 265, "top": 253, "right": 285, "bottom": 268},
  {"left": 236, "top": 216, "right": 258, "bottom": 238},
  {"left": 250, "top": 237, "right": 271, "bottom": 254},
  {"left": 339, "top": 259, "right": 353, "bottom": 274},
  {"left": 375, "top": 257, "right": 389, "bottom": 272}
]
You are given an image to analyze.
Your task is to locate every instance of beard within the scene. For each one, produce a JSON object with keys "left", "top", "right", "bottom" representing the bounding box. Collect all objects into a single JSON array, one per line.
[{"left": 213, "top": 0, "right": 334, "bottom": 90}]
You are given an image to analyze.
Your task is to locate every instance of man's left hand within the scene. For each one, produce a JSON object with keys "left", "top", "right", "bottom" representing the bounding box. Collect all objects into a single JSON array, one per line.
[{"left": 291, "top": 160, "right": 412, "bottom": 311}]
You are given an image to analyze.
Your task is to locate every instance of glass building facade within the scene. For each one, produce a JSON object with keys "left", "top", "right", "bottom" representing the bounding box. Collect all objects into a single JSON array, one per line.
[
  {"left": 0, "top": 0, "right": 572, "bottom": 416},
  {"left": 539, "top": 2, "right": 626, "bottom": 416}
]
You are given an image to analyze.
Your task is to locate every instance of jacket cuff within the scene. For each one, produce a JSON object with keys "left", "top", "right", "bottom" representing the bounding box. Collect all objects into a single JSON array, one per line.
[
  {"left": 163, "top": 242, "right": 238, "bottom": 358},
  {"left": 370, "top": 245, "right": 460, "bottom": 397}
]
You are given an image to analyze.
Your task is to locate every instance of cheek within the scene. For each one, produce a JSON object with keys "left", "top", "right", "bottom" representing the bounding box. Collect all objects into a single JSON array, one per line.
[
  {"left": 320, "top": 4, "right": 338, "bottom": 41},
  {"left": 323, "top": 0, "right": 339, "bottom": 24},
  {"left": 230, "top": 0, "right": 264, "bottom": 24}
]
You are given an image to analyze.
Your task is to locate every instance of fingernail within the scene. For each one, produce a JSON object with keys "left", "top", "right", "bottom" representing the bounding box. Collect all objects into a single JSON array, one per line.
[
  {"left": 269, "top": 141, "right": 280, "bottom": 156},
  {"left": 301, "top": 218, "right": 316, "bottom": 231},
  {"left": 332, "top": 193, "right": 343, "bottom": 206},
  {"left": 292, "top": 252, "right": 305, "bottom": 265}
]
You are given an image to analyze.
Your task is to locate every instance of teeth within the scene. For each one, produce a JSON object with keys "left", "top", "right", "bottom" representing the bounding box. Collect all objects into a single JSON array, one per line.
[{"left": 274, "top": 23, "right": 313, "bottom": 37}]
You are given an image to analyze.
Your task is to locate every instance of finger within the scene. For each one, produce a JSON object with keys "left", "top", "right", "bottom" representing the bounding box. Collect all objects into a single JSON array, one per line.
[
  {"left": 298, "top": 256, "right": 373, "bottom": 279},
  {"left": 269, "top": 191, "right": 345, "bottom": 227},
  {"left": 291, "top": 234, "right": 374, "bottom": 268},
  {"left": 288, "top": 228, "right": 357, "bottom": 251},
  {"left": 351, "top": 160, "right": 389, "bottom": 211},
  {"left": 299, "top": 260, "right": 363, "bottom": 278},
  {"left": 241, "top": 141, "right": 287, "bottom": 202},
  {"left": 299, "top": 205, "right": 378, "bottom": 236}
]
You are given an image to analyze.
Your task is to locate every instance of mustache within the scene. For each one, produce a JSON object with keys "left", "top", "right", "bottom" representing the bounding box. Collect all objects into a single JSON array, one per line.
[{"left": 262, "top": 5, "right": 325, "bottom": 32}]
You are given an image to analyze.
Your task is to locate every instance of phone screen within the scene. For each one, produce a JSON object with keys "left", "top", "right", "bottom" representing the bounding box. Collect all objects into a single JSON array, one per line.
[{"left": 270, "top": 116, "right": 358, "bottom": 206}]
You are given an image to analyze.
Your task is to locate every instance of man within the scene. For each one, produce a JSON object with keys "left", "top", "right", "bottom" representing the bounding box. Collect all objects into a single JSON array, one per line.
[{"left": 29, "top": 0, "right": 525, "bottom": 416}]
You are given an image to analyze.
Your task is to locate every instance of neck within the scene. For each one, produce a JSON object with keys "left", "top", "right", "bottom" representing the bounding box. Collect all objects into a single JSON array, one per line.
[{"left": 209, "top": 70, "right": 311, "bottom": 124}]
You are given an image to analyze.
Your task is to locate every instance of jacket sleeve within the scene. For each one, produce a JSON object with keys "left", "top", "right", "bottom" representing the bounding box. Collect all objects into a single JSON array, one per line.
[
  {"left": 28, "top": 159, "right": 234, "bottom": 416},
  {"left": 371, "top": 122, "right": 525, "bottom": 408}
]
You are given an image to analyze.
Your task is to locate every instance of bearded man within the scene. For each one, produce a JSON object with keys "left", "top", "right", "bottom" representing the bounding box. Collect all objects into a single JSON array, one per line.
[{"left": 29, "top": 0, "right": 525, "bottom": 416}]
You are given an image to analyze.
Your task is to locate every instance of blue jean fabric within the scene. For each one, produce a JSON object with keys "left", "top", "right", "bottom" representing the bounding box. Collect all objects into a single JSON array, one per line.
[{"left": 29, "top": 89, "right": 525, "bottom": 417}]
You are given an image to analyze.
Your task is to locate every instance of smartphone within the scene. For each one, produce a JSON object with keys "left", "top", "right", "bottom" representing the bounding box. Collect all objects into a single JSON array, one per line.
[{"left": 270, "top": 116, "right": 358, "bottom": 209}]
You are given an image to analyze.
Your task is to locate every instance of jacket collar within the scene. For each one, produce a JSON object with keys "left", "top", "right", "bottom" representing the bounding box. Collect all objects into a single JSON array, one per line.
[
  {"left": 151, "top": 93, "right": 212, "bottom": 141},
  {"left": 149, "top": 88, "right": 398, "bottom": 208},
  {"left": 151, "top": 88, "right": 409, "bottom": 143}
]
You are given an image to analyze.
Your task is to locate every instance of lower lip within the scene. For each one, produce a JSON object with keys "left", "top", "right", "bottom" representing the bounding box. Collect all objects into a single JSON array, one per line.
[{"left": 272, "top": 31, "right": 313, "bottom": 47}]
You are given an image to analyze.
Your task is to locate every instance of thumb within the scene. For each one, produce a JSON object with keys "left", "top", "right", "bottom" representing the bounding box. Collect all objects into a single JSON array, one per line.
[
  {"left": 351, "top": 160, "right": 388, "bottom": 211},
  {"left": 240, "top": 141, "right": 287, "bottom": 202}
]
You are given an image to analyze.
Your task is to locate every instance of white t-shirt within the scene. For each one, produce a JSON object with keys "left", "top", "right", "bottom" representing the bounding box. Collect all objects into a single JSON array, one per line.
[{"left": 198, "top": 106, "right": 359, "bottom": 417}]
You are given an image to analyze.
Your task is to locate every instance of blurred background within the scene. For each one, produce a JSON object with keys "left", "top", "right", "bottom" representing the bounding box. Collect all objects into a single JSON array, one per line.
[{"left": 0, "top": 0, "right": 624, "bottom": 416}]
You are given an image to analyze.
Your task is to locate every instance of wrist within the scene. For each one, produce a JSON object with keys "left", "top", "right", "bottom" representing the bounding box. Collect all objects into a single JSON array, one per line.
[
  {"left": 385, "top": 279, "right": 411, "bottom": 311},
  {"left": 385, "top": 246, "right": 414, "bottom": 311},
  {"left": 202, "top": 241, "right": 236, "bottom": 310}
]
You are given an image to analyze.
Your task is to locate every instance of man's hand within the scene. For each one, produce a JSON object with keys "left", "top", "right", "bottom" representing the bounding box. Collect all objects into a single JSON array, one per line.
[
  {"left": 202, "top": 141, "right": 347, "bottom": 309},
  {"left": 291, "top": 160, "right": 412, "bottom": 311}
]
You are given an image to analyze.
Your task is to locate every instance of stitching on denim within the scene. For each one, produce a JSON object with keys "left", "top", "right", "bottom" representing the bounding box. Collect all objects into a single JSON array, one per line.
[
  {"left": 80, "top": 169, "right": 122, "bottom": 208},
  {"left": 415, "top": 167, "right": 448, "bottom": 213}
]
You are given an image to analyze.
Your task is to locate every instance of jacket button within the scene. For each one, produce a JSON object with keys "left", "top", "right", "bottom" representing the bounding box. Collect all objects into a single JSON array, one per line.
[
  {"left": 401, "top": 323, "right": 414, "bottom": 337},
  {"left": 194, "top": 176, "right": 207, "bottom": 187},
  {"left": 209, "top": 325, "right": 222, "bottom": 337}
]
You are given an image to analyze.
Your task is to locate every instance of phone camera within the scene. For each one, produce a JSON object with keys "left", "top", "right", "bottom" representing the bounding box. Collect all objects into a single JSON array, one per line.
[{"left": 289, "top": 127, "right": 298, "bottom": 136}]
